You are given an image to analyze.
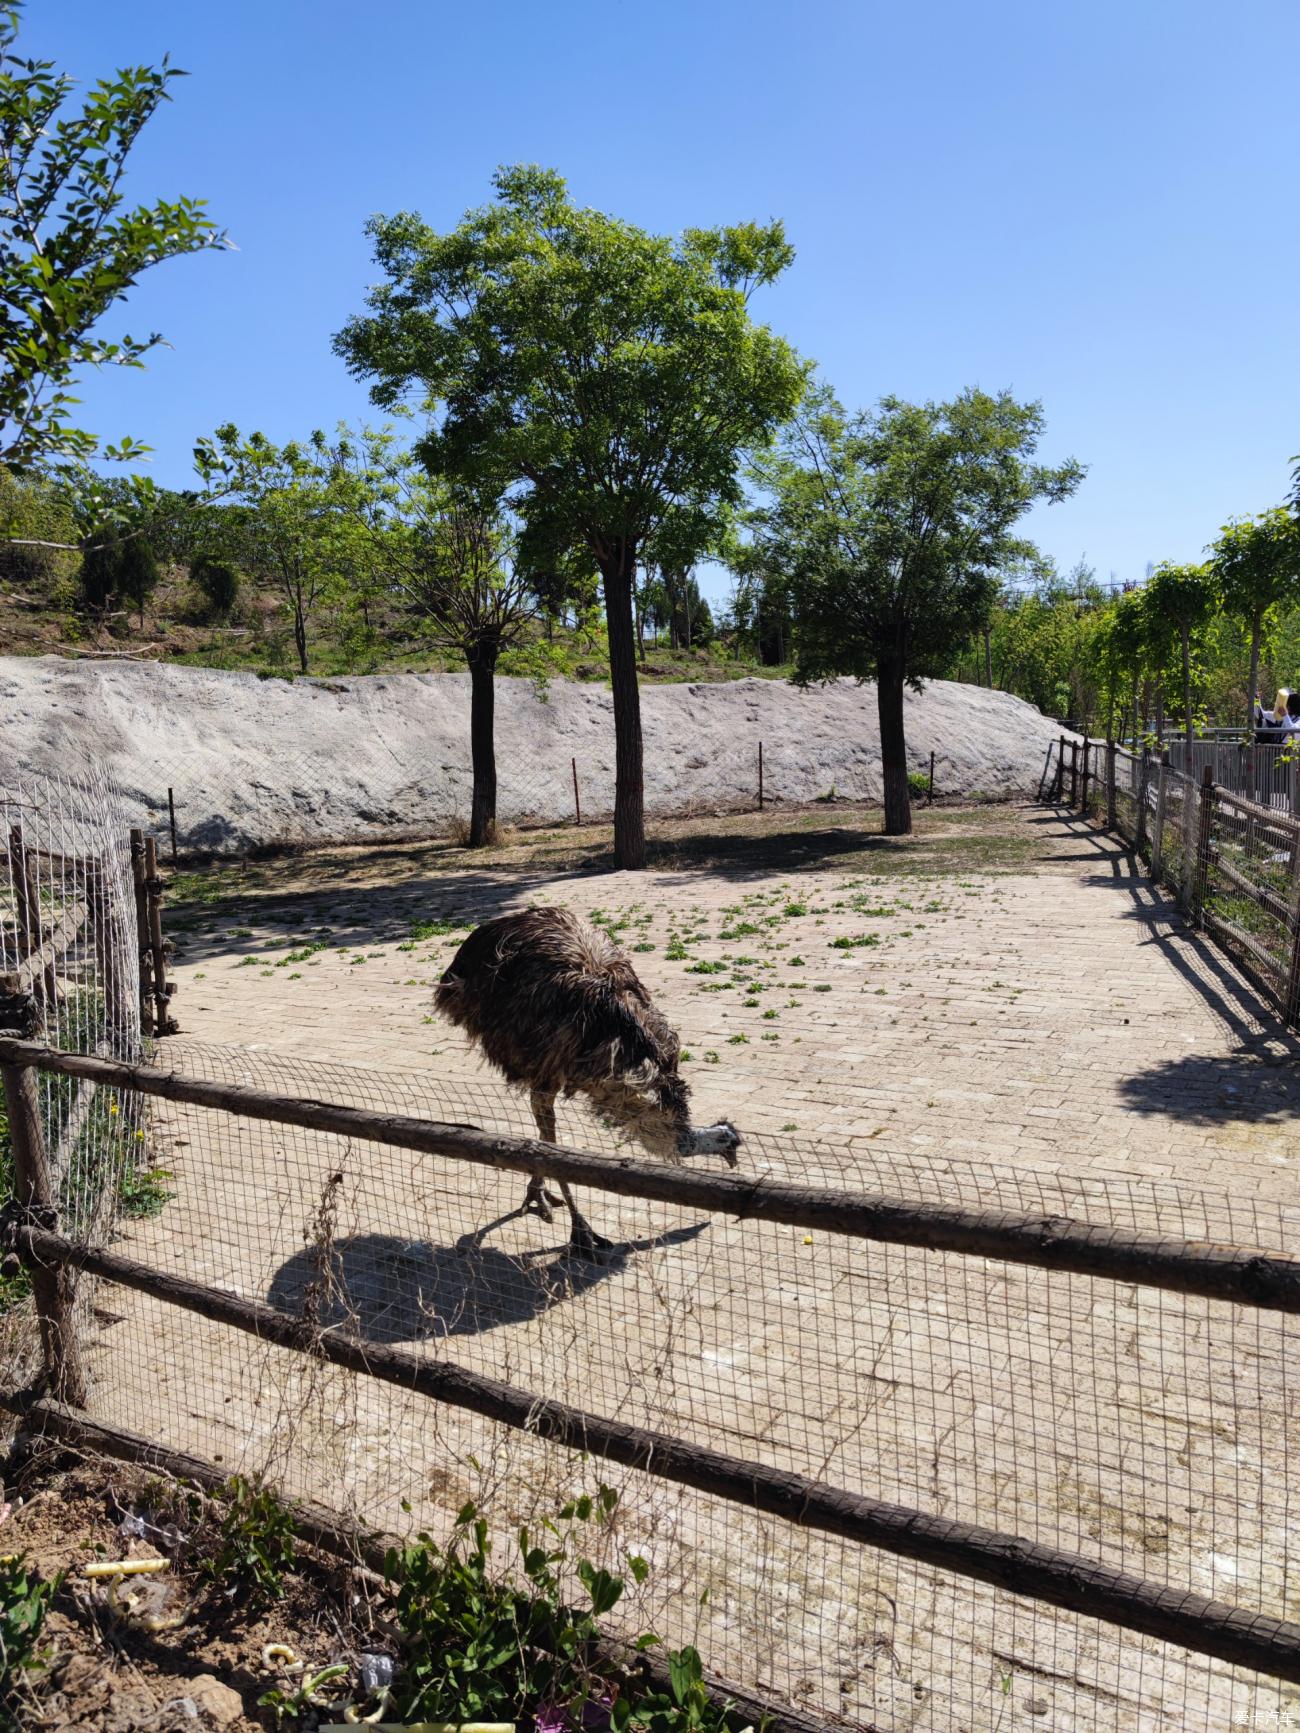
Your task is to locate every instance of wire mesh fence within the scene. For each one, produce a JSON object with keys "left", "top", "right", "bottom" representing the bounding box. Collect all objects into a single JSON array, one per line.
[
  {"left": 1047, "top": 736, "right": 1300, "bottom": 1025},
  {"left": 0, "top": 764, "right": 145, "bottom": 1240},
  {"left": 1, "top": 1037, "right": 1283, "bottom": 1729},
  {"left": 10, "top": 726, "right": 957, "bottom": 862}
]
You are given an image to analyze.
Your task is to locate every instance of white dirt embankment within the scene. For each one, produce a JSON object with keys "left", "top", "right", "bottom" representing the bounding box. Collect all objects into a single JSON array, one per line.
[{"left": 1, "top": 655, "right": 1070, "bottom": 851}]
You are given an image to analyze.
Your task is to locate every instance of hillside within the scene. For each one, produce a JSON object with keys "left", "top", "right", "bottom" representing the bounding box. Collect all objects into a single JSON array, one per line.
[{"left": 2, "top": 655, "right": 1067, "bottom": 855}]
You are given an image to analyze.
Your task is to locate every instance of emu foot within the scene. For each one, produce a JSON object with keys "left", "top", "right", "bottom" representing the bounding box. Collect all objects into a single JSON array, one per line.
[
  {"left": 568, "top": 1220, "right": 615, "bottom": 1259},
  {"left": 522, "top": 1180, "right": 561, "bottom": 1224}
]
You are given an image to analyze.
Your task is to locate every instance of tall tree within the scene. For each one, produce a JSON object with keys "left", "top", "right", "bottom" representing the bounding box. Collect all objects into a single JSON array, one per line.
[
  {"left": 1143, "top": 561, "right": 1220, "bottom": 748},
  {"left": 333, "top": 165, "right": 803, "bottom": 868},
  {"left": 0, "top": 5, "right": 227, "bottom": 470},
  {"left": 1209, "top": 509, "right": 1300, "bottom": 727},
  {"left": 336, "top": 429, "right": 535, "bottom": 846},
  {"left": 749, "top": 385, "right": 1083, "bottom": 834}
]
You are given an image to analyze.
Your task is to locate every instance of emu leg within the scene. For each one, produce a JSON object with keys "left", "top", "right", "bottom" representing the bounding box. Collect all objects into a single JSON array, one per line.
[
  {"left": 524, "top": 1090, "right": 563, "bottom": 1222},
  {"left": 559, "top": 1178, "right": 613, "bottom": 1257}
]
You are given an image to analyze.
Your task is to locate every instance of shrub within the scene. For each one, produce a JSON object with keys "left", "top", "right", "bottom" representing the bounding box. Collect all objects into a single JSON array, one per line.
[
  {"left": 0, "top": 1555, "right": 61, "bottom": 1728},
  {"left": 78, "top": 530, "right": 158, "bottom": 620},
  {"left": 0, "top": 471, "right": 78, "bottom": 592},
  {"left": 906, "top": 770, "right": 930, "bottom": 799},
  {"left": 200, "top": 1474, "right": 296, "bottom": 1609},
  {"left": 191, "top": 553, "right": 240, "bottom": 618}
]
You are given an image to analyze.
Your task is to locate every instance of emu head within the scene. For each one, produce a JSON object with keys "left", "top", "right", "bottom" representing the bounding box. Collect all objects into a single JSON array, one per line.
[{"left": 582, "top": 1067, "right": 741, "bottom": 1167}]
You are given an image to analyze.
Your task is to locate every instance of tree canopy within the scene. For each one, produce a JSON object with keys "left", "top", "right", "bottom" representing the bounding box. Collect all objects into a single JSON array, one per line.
[
  {"left": 334, "top": 164, "right": 804, "bottom": 866},
  {"left": 0, "top": 4, "right": 227, "bottom": 471},
  {"left": 747, "top": 384, "right": 1083, "bottom": 832}
]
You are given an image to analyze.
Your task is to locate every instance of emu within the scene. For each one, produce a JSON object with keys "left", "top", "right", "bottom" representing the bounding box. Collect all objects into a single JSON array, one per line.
[{"left": 434, "top": 906, "right": 741, "bottom": 1255}]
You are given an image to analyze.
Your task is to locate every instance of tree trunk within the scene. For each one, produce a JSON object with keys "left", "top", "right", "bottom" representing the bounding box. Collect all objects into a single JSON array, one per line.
[
  {"left": 1181, "top": 625, "right": 1193, "bottom": 749},
  {"left": 983, "top": 627, "right": 993, "bottom": 689},
  {"left": 877, "top": 655, "right": 912, "bottom": 837},
  {"left": 599, "top": 542, "right": 646, "bottom": 869},
  {"left": 467, "top": 644, "right": 499, "bottom": 848},
  {"left": 1247, "top": 613, "right": 1262, "bottom": 731},
  {"left": 1153, "top": 687, "right": 1164, "bottom": 744},
  {"left": 294, "top": 603, "right": 309, "bottom": 675}
]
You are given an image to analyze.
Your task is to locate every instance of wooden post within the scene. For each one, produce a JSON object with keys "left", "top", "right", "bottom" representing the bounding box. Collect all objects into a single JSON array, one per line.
[
  {"left": 1151, "top": 750, "right": 1170, "bottom": 879},
  {"left": 0, "top": 1061, "right": 87, "bottom": 1406},
  {"left": 758, "top": 741, "right": 764, "bottom": 811},
  {"left": 88, "top": 860, "right": 129, "bottom": 1052},
  {"left": 143, "top": 836, "right": 175, "bottom": 1037},
  {"left": 1194, "top": 764, "right": 1215, "bottom": 924},
  {"left": 167, "top": 788, "right": 179, "bottom": 865},
  {"left": 1069, "top": 740, "right": 1079, "bottom": 807},
  {"left": 7, "top": 825, "right": 55, "bottom": 1016},
  {"left": 129, "top": 829, "right": 154, "bottom": 1035},
  {"left": 1106, "top": 738, "right": 1117, "bottom": 831},
  {"left": 1080, "top": 734, "right": 1091, "bottom": 816},
  {"left": 928, "top": 750, "right": 935, "bottom": 805},
  {"left": 1055, "top": 734, "right": 1066, "bottom": 803},
  {"left": 1136, "top": 748, "right": 1151, "bottom": 853},
  {"left": 571, "top": 758, "right": 581, "bottom": 827}
]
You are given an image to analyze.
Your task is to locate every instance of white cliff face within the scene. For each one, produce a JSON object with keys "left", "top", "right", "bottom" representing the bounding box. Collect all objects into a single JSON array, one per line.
[{"left": 1, "top": 655, "right": 1072, "bottom": 853}]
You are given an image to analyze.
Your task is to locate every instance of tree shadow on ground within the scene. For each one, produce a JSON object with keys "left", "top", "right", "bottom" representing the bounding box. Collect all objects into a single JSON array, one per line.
[
  {"left": 1044, "top": 806, "right": 1300, "bottom": 1119},
  {"left": 265, "top": 1215, "right": 709, "bottom": 1344},
  {"left": 1116, "top": 1051, "right": 1300, "bottom": 1124}
]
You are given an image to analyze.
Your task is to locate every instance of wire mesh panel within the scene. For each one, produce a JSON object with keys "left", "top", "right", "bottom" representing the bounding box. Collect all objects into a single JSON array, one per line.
[
  {"left": 0, "top": 766, "right": 144, "bottom": 1241},
  {"left": 67, "top": 1042, "right": 1300, "bottom": 1730},
  {"left": 1112, "top": 747, "right": 1141, "bottom": 846}
]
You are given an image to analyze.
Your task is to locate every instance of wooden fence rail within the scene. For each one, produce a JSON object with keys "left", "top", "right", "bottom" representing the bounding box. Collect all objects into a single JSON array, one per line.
[
  {"left": 3, "top": 1038, "right": 1300, "bottom": 1312},
  {"left": 7, "top": 1041, "right": 1300, "bottom": 1687}
]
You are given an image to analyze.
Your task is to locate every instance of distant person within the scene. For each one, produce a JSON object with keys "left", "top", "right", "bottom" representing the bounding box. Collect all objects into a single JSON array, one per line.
[{"left": 1257, "top": 690, "right": 1289, "bottom": 742}]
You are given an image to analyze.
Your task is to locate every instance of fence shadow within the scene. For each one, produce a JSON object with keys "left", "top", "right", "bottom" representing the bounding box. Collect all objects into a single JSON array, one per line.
[
  {"left": 265, "top": 1218, "right": 709, "bottom": 1344},
  {"left": 1116, "top": 1050, "right": 1300, "bottom": 1125}
]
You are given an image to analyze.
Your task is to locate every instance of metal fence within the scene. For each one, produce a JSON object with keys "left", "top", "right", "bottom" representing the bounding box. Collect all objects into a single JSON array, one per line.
[{"left": 1045, "top": 735, "right": 1300, "bottom": 1023}]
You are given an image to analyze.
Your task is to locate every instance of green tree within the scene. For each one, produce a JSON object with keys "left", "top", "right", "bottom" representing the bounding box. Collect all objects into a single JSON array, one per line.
[
  {"left": 201, "top": 426, "right": 367, "bottom": 674},
  {"left": 0, "top": 4, "right": 227, "bottom": 470},
  {"left": 750, "top": 384, "right": 1083, "bottom": 834},
  {"left": 1143, "top": 561, "right": 1220, "bottom": 747},
  {"left": 334, "top": 165, "right": 804, "bottom": 868},
  {"left": 1209, "top": 509, "right": 1300, "bottom": 727},
  {"left": 335, "top": 429, "right": 535, "bottom": 846}
]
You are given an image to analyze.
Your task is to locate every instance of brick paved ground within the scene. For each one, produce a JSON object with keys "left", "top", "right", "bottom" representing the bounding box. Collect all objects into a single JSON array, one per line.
[{"left": 88, "top": 803, "right": 1300, "bottom": 1731}]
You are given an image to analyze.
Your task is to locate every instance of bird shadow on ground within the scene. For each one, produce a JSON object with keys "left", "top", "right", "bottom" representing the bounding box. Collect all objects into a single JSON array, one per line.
[{"left": 264, "top": 1215, "right": 709, "bottom": 1344}]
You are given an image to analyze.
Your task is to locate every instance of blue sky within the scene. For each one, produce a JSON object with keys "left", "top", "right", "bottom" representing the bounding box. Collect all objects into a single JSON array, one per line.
[{"left": 32, "top": 0, "right": 1300, "bottom": 604}]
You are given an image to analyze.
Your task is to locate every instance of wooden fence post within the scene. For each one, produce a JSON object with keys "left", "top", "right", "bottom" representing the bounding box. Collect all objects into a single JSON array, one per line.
[
  {"left": 1106, "top": 738, "right": 1117, "bottom": 831},
  {"left": 1080, "top": 734, "right": 1091, "bottom": 815},
  {"left": 758, "top": 741, "right": 764, "bottom": 811},
  {"left": 1151, "top": 750, "right": 1170, "bottom": 880},
  {"left": 1136, "top": 748, "right": 1151, "bottom": 853},
  {"left": 928, "top": 750, "right": 935, "bottom": 805},
  {"left": 1194, "top": 764, "right": 1215, "bottom": 925},
  {"left": 143, "top": 836, "right": 176, "bottom": 1037},
  {"left": 571, "top": 758, "right": 581, "bottom": 828},
  {"left": 0, "top": 1061, "right": 87, "bottom": 1406},
  {"left": 1069, "top": 740, "right": 1079, "bottom": 807},
  {"left": 7, "top": 824, "right": 55, "bottom": 1016},
  {"left": 1054, "top": 734, "right": 1066, "bottom": 802},
  {"left": 130, "top": 829, "right": 154, "bottom": 1036},
  {"left": 167, "top": 788, "right": 179, "bottom": 865}
]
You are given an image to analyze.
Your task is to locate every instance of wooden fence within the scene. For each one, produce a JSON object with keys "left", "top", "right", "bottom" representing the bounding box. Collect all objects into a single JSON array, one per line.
[
  {"left": 1046, "top": 735, "right": 1300, "bottom": 1026},
  {"left": 3, "top": 1034, "right": 1300, "bottom": 1696},
  {"left": 0, "top": 820, "right": 174, "bottom": 1042}
]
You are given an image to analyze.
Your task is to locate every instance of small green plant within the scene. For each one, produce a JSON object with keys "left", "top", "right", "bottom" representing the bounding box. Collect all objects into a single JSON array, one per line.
[
  {"left": 907, "top": 771, "right": 930, "bottom": 799},
  {"left": 829, "top": 934, "right": 880, "bottom": 949},
  {"left": 0, "top": 1555, "right": 61, "bottom": 1725},
  {"left": 258, "top": 1664, "right": 348, "bottom": 1726},
  {"left": 201, "top": 1475, "right": 296, "bottom": 1609},
  {"left": 118, "top": 1163, "right": 173, "bottom": 1219}
]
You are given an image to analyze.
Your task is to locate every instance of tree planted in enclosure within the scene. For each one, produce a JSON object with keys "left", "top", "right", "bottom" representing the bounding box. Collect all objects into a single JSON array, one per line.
[
  {"left": 0, "top": 5, "right": 227, "bottom": 471},
  {"left": 334, "top": 166, "right": 804, "bottom": 868},
  {"left": 336, "top": 430, "right": 534, "bottom": 846},
  {"left": 749, "top": 385, "right": 1083, "bottom": 834},
  {"left": 1210, "top": 510, "right": 1300, "bottom": 728}
]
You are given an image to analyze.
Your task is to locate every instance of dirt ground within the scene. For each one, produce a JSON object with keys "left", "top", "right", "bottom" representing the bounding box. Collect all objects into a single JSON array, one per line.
[{"left": 60, "top": 801, "right": 1300, "bottom": 1732}]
